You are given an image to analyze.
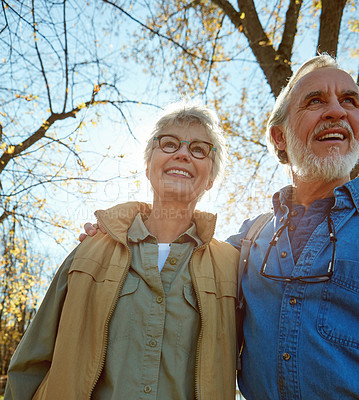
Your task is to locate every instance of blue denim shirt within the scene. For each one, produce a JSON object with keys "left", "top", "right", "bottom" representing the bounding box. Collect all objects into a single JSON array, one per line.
[{"left": 228, "top": 177, "right": 359, "bottom": 400}]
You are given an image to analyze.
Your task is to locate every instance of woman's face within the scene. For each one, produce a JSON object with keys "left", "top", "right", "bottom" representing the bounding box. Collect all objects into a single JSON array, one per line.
[{"left": 146, "top": 123, "right": 214, "bottom": 204}]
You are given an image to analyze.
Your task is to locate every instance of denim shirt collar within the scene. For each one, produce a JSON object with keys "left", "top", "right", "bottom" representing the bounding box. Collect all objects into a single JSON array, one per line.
[
  {"left": 333, "top": 177, "right": 359, "bottom": 213},
  {"left": 272, "top": 185, "right": 293, "bottom": 217}
]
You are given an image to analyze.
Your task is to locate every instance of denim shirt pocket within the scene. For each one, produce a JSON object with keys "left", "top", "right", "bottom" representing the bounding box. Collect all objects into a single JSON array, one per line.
[{"left": 317, "top": 259, "right": 359, "bottom": 348}]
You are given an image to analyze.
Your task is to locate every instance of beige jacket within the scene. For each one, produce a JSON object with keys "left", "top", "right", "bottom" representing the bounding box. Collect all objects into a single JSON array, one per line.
[{"left": 9, "top": 202, "right": 239, "bottom": 400}]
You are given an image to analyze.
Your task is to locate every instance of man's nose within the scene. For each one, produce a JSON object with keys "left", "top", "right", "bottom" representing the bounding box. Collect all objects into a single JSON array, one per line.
[{"left": 322, "top": 99, "right": 347, "bottom": 121}]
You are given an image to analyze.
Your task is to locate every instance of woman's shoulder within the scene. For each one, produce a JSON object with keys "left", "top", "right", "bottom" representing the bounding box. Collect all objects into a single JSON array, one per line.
[{"left": 206, "top": 238, "right": 240, "bottom": 264}]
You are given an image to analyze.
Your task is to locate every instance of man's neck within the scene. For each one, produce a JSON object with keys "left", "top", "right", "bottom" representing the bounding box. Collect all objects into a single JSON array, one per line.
[{"left": 291, "top": 175, "right": 349, "bottom": 209}]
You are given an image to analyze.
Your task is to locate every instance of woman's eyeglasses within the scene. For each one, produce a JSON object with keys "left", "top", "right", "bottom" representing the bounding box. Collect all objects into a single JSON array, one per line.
[
  {"left": 154, "top": 135, "right": 216, "bottom": 159},
  {"left": 260, "top": 214, "right": 336, "bottom": 283}
]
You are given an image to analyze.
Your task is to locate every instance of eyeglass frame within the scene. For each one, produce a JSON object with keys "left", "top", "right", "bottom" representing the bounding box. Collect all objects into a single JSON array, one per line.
[
  {"left": 260, "top": 214, "right": 336, "bottom": 283},
  {"left": 153, "top": 134, "right": 217, "bottom": 159}
]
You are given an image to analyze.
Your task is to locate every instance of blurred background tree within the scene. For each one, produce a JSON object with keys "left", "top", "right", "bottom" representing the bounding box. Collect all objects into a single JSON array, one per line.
[{"left": 0, "top": 0, "right": 358, "bottom": 377}]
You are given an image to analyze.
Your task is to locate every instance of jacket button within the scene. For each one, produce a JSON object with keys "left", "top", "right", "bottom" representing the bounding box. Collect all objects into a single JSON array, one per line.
[
  {"left": 283, "top": 352, "right": 291, "bottom": 361},
  {"left": 144, "top": 385, "right": 152, "bottom": 393},
  {"left": 149, "top": 339, "right": 157, "bottom": 347},
  {"left": 289, "top": 298, "right": 297, "bottom": 306},
  {"left": 156, "top": 296, "right": 163, "bottom": 304},
  {"left": 169, "top": 257, "right": 177, "bottom": 265},
  {"left": 290, "top": 210, "right": 298, "bottom": 217},
  {"left": 289, "top": 225, "right": 296, "bottom": 231},
  {"left": 281, "top": 251, "right": 287, "bottom": 258}
]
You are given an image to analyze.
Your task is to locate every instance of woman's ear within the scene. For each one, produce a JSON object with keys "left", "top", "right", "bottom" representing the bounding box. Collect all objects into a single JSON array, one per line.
[
  {"left": 271, "top": 126, "right": 287, "bottom": 151},
  {"left": 206, "top": 180, "right": 214, "bottom": 191}
]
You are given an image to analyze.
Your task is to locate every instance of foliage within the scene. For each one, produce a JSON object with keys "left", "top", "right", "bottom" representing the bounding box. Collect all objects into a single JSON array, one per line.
[
  {"left": 103, "top": 0, "right": 358, "bottom": 230},
  {"left": 0, "top": 214, "right": 45, "bottom": 375}
]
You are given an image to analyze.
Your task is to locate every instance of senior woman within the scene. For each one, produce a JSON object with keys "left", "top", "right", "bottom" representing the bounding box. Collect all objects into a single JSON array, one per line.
[{"left": 5, "top": 102, "right": 239, "bottom": 400}]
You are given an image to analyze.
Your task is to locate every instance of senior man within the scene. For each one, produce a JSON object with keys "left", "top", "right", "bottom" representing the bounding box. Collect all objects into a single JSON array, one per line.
[{"left": 228, "top": 54, "right": 359, "bottom": 399}]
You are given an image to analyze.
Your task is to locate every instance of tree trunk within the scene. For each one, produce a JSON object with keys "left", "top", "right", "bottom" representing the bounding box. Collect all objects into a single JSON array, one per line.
[{"left": 317, "top": 0, "right": 347, "bottom": 56}]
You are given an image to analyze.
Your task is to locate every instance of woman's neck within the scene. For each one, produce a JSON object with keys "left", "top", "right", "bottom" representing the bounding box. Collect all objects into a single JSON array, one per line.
[{"left": 145, "top": 199, "right": 196, "bottom": 243}]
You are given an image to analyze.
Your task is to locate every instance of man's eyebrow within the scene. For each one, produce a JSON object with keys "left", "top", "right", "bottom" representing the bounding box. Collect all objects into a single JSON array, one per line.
[
  {"left": 302, "top": 89, "right": 359, "bottom": 102},
  {"left": 302, "top": 90, "right": 323, "bottom": 102},
  {"left": 341, "top": 89, "right": 359, "bottom": 99}
]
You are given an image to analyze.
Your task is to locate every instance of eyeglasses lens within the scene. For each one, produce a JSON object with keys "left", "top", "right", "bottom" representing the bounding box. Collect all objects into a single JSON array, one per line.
[{"left": 159, "top": 135, "right": 210, "bottom": 159}]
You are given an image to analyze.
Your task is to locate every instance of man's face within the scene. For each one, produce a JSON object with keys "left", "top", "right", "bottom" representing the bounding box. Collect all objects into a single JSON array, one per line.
[{"left": 284, "top": 67, "right": 359, "bottom": 182}]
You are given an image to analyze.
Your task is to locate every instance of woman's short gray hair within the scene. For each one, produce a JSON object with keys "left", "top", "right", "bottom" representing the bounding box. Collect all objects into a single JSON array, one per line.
[
  {"left": 266, "top": 54, "right": 339, "bottom": 164},
  {"left": 144, "top": 101, "right": 227, "bottom": 182}
]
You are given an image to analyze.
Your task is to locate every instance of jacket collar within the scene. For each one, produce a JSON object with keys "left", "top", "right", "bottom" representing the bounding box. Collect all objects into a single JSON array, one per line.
[{"left": 94, "top": 201, "right": 217, "bottom": 245}]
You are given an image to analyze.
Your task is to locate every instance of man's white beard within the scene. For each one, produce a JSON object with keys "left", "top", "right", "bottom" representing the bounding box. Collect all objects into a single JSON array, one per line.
[{"left": 285, "top": 121, "right": 359, "bottom": 183}]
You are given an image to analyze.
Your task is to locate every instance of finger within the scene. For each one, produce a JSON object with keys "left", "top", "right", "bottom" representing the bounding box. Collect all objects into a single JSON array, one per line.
[
  {"left": 79, "top": 233, "right": 87, "bottom": 242},
  {"left": 84, "top": 222, "right": 98, "bottom": 236},
  {"left": 98, "top": 222, "right": 106, "bottom": 233}
]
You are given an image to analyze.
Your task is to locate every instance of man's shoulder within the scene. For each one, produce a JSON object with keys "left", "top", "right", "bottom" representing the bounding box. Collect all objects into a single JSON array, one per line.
[
  {"left": 226, "top": 211, "right": 274, "bottom": 250},
  {"left": 341, "top": 176, "right": 359, "bottom": 209}
]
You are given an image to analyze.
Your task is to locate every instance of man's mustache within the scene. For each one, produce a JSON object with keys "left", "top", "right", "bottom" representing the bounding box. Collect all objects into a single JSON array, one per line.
[{"left": 311, "top": 121, "right": 354, "bottom": 141}]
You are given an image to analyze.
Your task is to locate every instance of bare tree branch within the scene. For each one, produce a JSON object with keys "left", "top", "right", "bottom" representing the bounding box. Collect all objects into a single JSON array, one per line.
[
  {"left": 31, "top": 0, "right": 53, "bottom": 111},
  {"left": 102, "top": 0, "right": 232, "bottom": 64},
  {"left": 203, "top": 14, "right": 226, "bottom": 97},
  {"left": 277, "top": 0, "right": 303, "bottom": 61},
  {"left": 62, "top": 0, "right": 69, "bottom": 112},
  {"left": 210, "top": 0, "right": 244, "bottom": 30}
]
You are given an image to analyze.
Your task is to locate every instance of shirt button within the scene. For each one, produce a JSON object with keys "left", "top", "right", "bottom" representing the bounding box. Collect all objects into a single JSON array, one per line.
[
  {"left": 289, "top": 298, "right": 297, "bottom": 306},
  {"left": 156, "top": 296, "right": 163, "bottom": 304},
  {"left": 144, "top": 385, "right": 152, "bottom": 393},
  {"left": 290, "top": 210, "right": 298, "bottom": 217},
  {"left": 283, "top": 352, "right": 291, "bottom": 361},
  {"left": 169, "top": 257, "right": 177, "bottom": 265},
  {"left": 149, "top": 339, "right": 157, "bottom": 347},
  {"left": 289, "top": 225, "right": 296, "bottom": 231},
  {"left": 281, "top": 251, "right": 287, "bottom": 258}
]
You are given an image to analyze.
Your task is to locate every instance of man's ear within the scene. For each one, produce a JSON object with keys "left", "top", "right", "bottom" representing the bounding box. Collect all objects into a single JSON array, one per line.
[
  {"left": 271, "top": 126, "right": 287, "bottom": 151},
  {"left": 145, "top": 163, "right": 150, "bottom": 180}
]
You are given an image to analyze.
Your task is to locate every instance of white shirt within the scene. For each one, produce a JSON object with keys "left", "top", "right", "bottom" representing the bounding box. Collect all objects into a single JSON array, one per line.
[{"left": 157, "top": 243, "right": 171, "bottom": 272}]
